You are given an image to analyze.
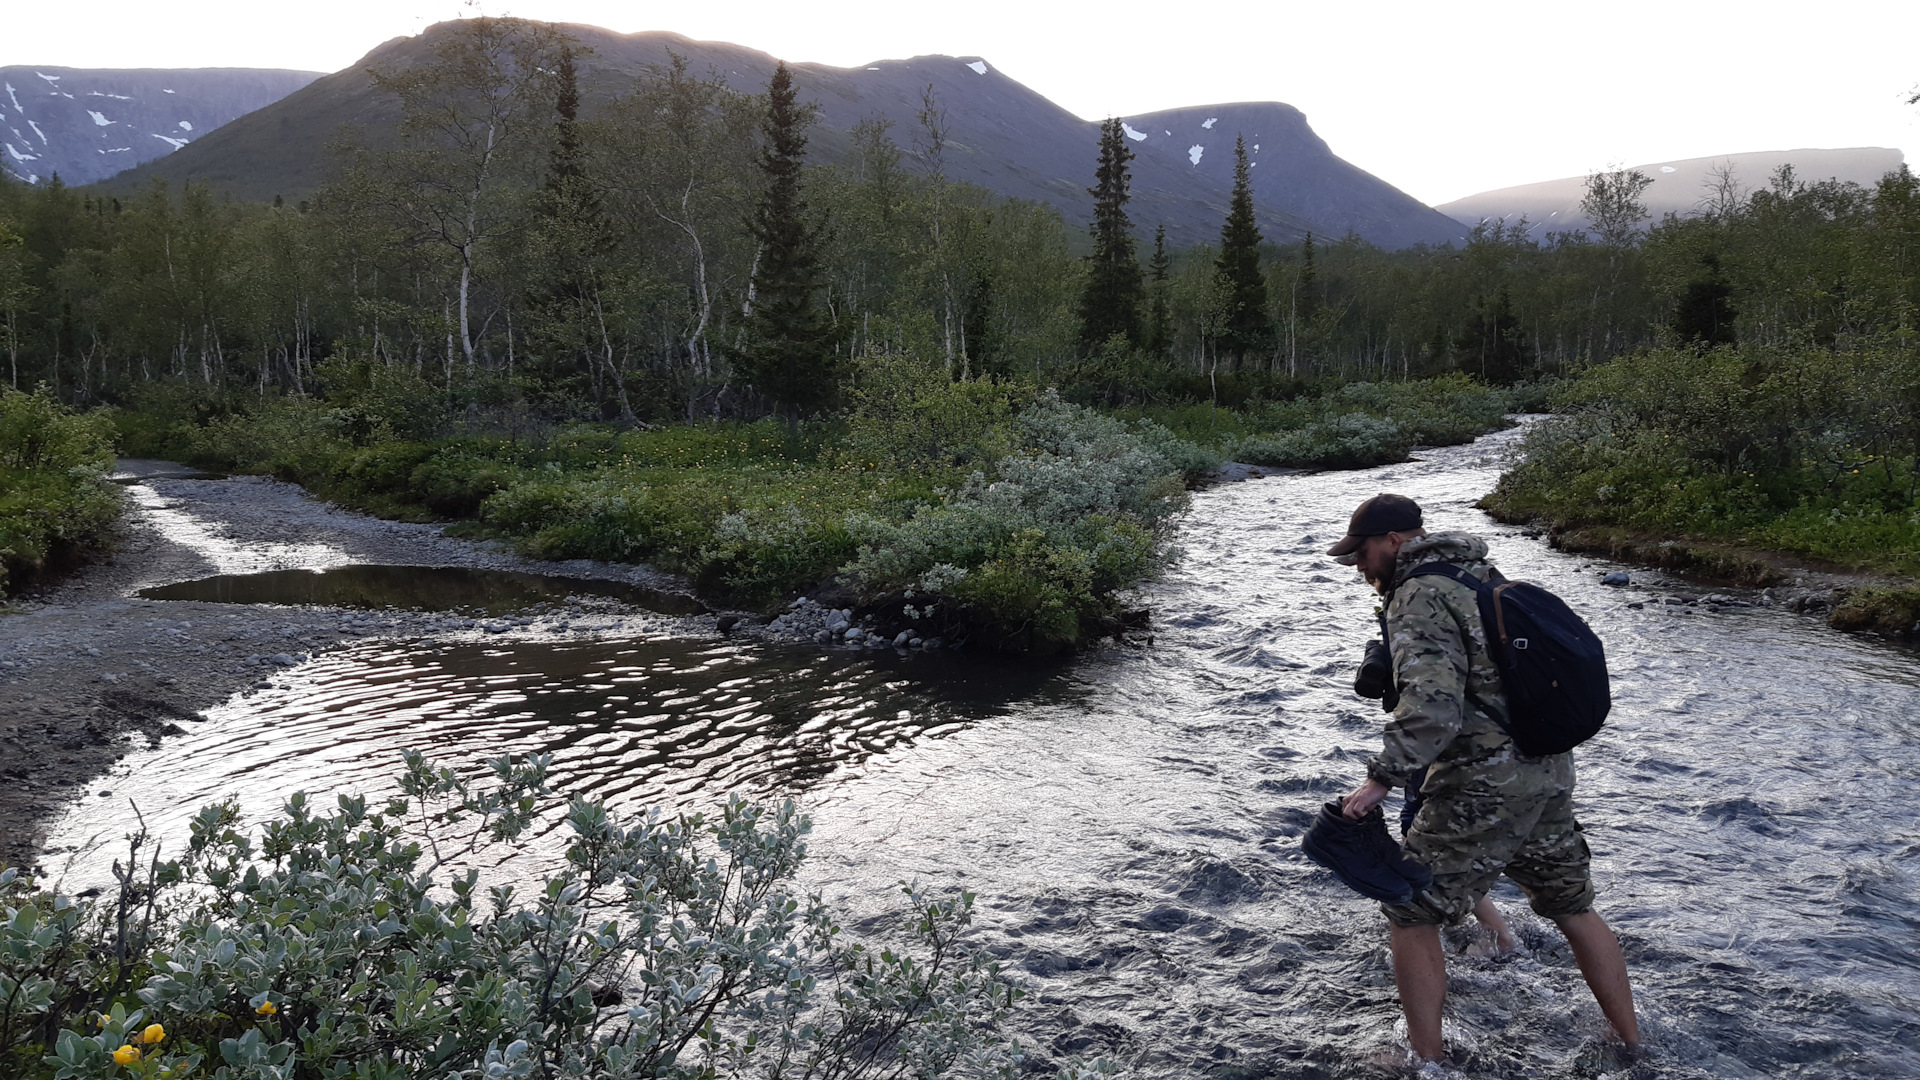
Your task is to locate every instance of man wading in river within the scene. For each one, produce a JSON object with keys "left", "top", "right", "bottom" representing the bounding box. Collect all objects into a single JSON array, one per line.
[{"left": 1328, "top": 494, "right": 1640, "bottom": 1062}]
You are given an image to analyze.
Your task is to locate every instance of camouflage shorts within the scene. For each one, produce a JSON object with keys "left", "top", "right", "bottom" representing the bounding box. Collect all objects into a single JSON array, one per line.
[{"left": 1381, "top": 751, "right": 1595, "bottom": 928}]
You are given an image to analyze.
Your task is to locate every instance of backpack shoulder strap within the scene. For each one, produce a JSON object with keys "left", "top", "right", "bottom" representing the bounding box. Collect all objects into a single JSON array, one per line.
[
  {"left": 1396, "top": 561, "right": 1515, "bottom": 738},
  {"left": 1403, "top": 562, "right": 1489, "bottom": 594}
]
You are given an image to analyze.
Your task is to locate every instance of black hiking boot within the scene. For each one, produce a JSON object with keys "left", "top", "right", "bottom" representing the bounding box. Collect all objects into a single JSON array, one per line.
[{"left": 1302, "top": 798, "right": 1433, "bottom": 904}]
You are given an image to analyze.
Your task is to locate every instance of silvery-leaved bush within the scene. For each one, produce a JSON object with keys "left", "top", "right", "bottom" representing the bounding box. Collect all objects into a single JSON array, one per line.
[
  {"left": 844, "top": 393, "right": 1187, "bottom": 651},
  {"left": 0, "top": 754, "right": 1099, "bottom": 1080}
]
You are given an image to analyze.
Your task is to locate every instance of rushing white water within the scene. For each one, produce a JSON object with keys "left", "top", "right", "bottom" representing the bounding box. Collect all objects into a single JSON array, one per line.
[{"left": 45, "top": 427, "right": 1920, "bottom": 1078}]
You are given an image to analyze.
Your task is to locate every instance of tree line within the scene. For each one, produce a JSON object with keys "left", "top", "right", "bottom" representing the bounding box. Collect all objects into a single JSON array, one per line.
[{"left": 0, "top": 16, "right": 1915, "bottom": 429}]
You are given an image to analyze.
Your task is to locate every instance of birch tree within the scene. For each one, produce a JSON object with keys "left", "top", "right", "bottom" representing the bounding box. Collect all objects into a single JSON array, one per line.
[{"left": 372, "top": 17, "right": 570, "bottom": 375}]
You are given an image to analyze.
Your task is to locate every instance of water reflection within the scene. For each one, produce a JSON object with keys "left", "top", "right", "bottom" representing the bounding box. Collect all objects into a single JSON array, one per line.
[
  {"left": 49, "top": 633, "right": 1069, "bottom": 867},
  {"left": 139, "top": 564, "right": 708, "bottom": 616}
]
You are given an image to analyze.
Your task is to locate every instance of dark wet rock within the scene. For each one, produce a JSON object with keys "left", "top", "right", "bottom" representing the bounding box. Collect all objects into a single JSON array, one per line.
[
  {"left": 1177, "top": 857, "right": 1258, "bottom": 902},
  {"left": 1602, "top": 571, "right": 1631, "bottom": 586},
  {"left": 1130, "top": 904, "right": 1196, "bottom": 931},
  {"left": 1262, "top": 805, "right": 1317, "bottom": 837},
  {"left": 714, "top": 614, "right": 741, "bottom": 634}
]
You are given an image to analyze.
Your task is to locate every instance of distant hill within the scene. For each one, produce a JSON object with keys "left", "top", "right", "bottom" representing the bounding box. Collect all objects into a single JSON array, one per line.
[
  {"left": 93, "top": 22, "right": 1463, "bottom": 250},
  {"left": 1, "top": 66, "right": 321, "bottom": 187},
  {"left": 1437, "top": 148, "right": 1909, "bottom": 236}
]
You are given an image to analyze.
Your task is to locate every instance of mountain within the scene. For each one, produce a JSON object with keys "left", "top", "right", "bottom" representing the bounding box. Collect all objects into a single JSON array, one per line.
[
  {"left": 92, "top": 22, "right": 1463, "bottom": 250},
  {"left": 1438, "top": 147, "right": 1909, "bottom": 236},
  {"left": 1, "top": 66, "right": 321, "bottom": 187}
]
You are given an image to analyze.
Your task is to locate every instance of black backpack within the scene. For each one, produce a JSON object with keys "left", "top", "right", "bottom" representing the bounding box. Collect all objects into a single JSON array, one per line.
[{"left": 1402, "top": 563, "right": 1610, "bottom": 756}]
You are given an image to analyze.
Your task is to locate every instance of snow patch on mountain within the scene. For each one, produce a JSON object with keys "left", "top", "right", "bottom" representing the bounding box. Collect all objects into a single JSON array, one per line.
[
  {"left": 87, "top": 110, "right": 113, "bottom": 126},
  {"left": 36, "top": 73, "right": 60, "bottom": 85},
  {"left": 178, "top": 120, "right": 192, "bottom": 131},
  {"left": 5, "top": 84, "right": 21, "bottom": 112},
  {"left": 152, "top": 133, "right": 188, "bottom": 150},
  {"left": 28, "top": 120, "right": 46, "bottom": 143},
  {"left": 1188, "top": 144, "right": 1204, "bottom": 166},
  {"left": 1121, "top": 122, "right": 1148, "bottom": 142},
  {"left": 966, "top": 60, "right": 988, "bottom": 74},
  {"left": 1201, "top": 117, "right": 1216, "bottom": 129}
]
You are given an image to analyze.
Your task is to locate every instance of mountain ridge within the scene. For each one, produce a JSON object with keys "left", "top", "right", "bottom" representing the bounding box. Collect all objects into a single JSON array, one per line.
[
  {"left": 1438, "top": 147, "right": 1909, "bottom": 236},
  {"left": 88, "top": 22, "right": 1465, "bottom": 250},
  {"left": 1, "top": 66, "right": 321, "bottom": 187}
]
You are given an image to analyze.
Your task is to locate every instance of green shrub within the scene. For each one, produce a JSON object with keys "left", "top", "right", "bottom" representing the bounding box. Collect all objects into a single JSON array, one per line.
[
  {"left": 0, "top": 755, "right": 1033, "bottom": 1080},
  {"left": 1485, "top": 342, "right": 1920, "bottom": 579},
  {"left": 1233, "top": 413, "right": 1411, "bottom": 470},
  {"left": 837, "top": 354, "right": 1025, "bottom": 472},
  {"left": 0, "top": 390, "right": 119, "bottom": 596},
  {"left": 845, "top": 393, "right": 1186, "bottom": 652}
]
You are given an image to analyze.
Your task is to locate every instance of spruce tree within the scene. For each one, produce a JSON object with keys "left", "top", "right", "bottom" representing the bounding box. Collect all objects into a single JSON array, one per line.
[
  {"left": 1077, "top": 117, "right": 1144, "bottom": 352},
  {"left": 734, "top": 62, "right": 841, "bottom": 432},
  {"left": 1672, "top": 251, "right": 1737, "bottom": 348},
  {"left": 1146, "top": 223, "right": 1172, "bottom": 357},
  {"left": 1214, "top": 135, "right": 1271, "bottom": 365},
  {"left": 528, "top": 44, "right": 627, "bottom": 417}
]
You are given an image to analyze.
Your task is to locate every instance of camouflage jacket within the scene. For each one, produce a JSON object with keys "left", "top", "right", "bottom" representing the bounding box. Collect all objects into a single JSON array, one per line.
[{"left": 1366, "top": 531, "right": 1515, "bottom": 789}]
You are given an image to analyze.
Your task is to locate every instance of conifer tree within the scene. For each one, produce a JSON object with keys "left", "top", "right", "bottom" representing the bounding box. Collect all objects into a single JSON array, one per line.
[
  {"left": 1214, "top": 135, "right": 1270, "bottom": 365},
  {"left": 528, "top": 44, "right": 630, "bottom": 418},
  {"left": 1145, "top": 223, "right": 1172, "bottom": 357},
  {"left": 734, "top": 62, "right": 841, "bottom": 432},
  {"left": 1077, "top": 118, "right": 1144, "bottom": 352}
]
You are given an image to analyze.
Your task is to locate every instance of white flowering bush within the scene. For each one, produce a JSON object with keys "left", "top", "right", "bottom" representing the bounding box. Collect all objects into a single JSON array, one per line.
[
  {"left": 845, "top": 393, "right": 1187, "bottom": 652},
  {"left": 0, "top": 754, "right": 1031, "bottom": 1080}
]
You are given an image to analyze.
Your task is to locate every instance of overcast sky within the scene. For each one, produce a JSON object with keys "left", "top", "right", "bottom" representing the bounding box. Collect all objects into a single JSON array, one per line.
[{"left": 8, "top": 0, "right": 1917, "bottom": 205}]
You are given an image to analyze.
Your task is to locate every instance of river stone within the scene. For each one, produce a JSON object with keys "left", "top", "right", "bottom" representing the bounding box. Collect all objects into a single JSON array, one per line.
[
  {"left": 843, "top": 627, "right": 864, "bottom": 641},
  {"left": 1601, "top": 571, "right": 1630, "bottom": 586},
  {"left": 270, "top": 653, "right": 297, "bottom": 666},
  {"left": 893, "top": 630, "right": 913, "bottom": 647}
]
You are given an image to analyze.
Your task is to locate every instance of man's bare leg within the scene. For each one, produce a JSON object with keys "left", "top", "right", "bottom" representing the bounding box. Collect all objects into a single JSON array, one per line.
[
  {"left": 1389, "top": 923, "right": 1449, "bottom": 1061},
  {"left": 1470, "top": 895, "right": 1519, "bottom": 956},
  {"left": 1555, "top": 911, "right": 1640, "bottom": 1049}
]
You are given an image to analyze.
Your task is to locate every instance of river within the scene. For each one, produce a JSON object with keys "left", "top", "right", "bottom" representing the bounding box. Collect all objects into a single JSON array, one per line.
[{"left": 43, "top": 427, "right": 1920, "bottom": 1078}]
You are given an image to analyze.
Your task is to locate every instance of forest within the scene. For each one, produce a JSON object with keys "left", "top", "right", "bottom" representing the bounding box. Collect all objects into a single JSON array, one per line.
[{"left": 1, "top": 15, "right": 1917, "bottom": 640}]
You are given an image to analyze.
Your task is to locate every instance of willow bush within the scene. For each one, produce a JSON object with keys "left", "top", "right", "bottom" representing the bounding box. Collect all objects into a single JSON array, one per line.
[{"left": 1, "top": 754, "right": 1044, "bottom": 1080}]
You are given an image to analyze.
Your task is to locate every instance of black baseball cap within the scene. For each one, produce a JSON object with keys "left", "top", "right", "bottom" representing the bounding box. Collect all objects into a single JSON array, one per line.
[{"left": 1326, "top": 494, "right": 1423, "bottom": 563}]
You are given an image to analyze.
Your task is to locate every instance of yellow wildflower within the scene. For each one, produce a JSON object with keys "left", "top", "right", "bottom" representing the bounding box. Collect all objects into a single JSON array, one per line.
[
  {"left": 113, "top": 1044, "right": 142, "bottom": 1065},
  {"left": 256, "top": 1000, "right": 278, "bottom": 1016},
  {"left": 142, "top": 1023, "right": 166, "bottom": 1044}
]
